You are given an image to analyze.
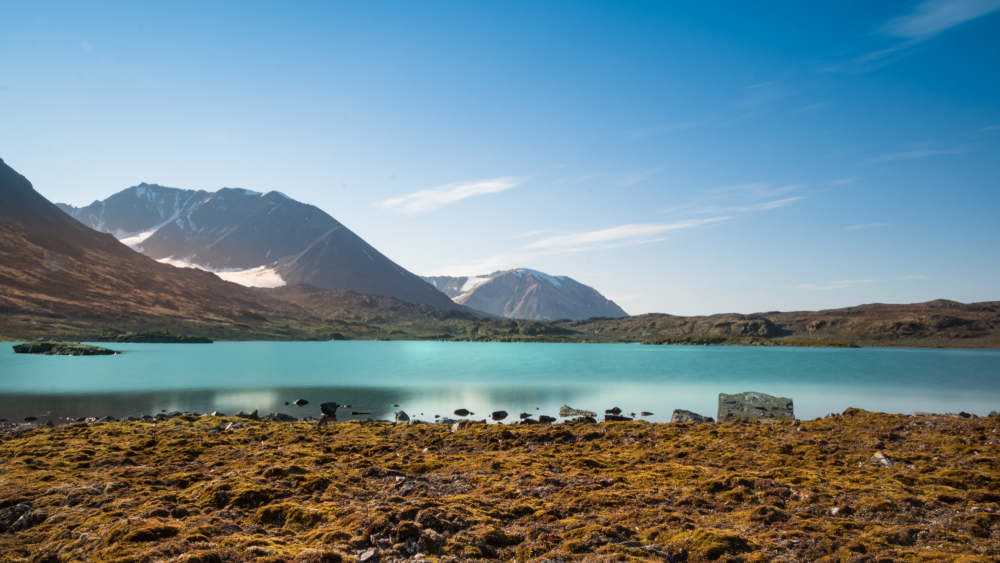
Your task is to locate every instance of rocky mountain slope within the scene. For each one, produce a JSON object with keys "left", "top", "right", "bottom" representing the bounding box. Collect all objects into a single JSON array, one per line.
[
  {"left": 0, "top": 159, "right": 346, "bottom": 340},
  {"left": 421, "top": 269, "right": 628, "bottom": 320},
  {"left": 57, "top": 184, "right": 465, "bottom": 311}
]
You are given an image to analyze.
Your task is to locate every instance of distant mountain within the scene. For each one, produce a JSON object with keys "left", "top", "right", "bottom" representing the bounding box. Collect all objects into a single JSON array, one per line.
[
  {"left": 57, "top": 183, "right": 465, "bottom": 311},
  {"left": 422, "top": 269, "right": 628, "bottom": 320}
]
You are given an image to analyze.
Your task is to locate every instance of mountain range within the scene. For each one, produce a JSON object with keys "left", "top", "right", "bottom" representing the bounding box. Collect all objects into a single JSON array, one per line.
[
  {"left": 422, "top": 269, "right": 628, "bottom": 320},
  {"left": 57, "top": 184, "right": 464, "bottom": 312}
]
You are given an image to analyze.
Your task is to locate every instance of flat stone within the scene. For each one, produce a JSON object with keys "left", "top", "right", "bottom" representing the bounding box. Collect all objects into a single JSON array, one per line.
[
  {"left": 235, "top": 410, "right": 260, "bottom": 420},
  {"left": 871, "top": 451, "right": 895, "bottom": 468},
  {"left": 359, "top": 549, "right": 379, "bottom": 563},
  {"left": 395, "top": 411, "right": 410, "bottom": 424},
  {"left": 491, "top": 410, "right": 508, "bottom": 421},
  {"left": 539, "top": 415, "right": 556, "bottom": 424},
  {"left": 262, "top": 412, "right": 297, "bottom": 422},
  {"left": 717, "top": 391, "right": 794, "bottom": 422},
  {"left": 453, "top": 409, "right": 472, "bottom": 417},
  {"left": 605, "top": 414, "right": 633, "bottom": 422},
  {"left": 670, "top": 409, "right": 715, "bottom": 423},
  {"left": 293, "top": 399, "right": 309, "bottom": 406},
  {"left": 559, "top": 405, "right": 597, "bottom": 418}
]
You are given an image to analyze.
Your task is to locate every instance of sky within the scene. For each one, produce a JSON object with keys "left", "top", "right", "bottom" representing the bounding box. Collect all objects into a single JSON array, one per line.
[{"left": 1, "top": 0, "right": 998, "bottom": 316}]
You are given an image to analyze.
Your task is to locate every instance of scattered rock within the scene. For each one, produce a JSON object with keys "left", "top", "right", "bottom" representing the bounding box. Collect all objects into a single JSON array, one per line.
[
  {"left": 23, "top": 417, "right": 37, "bottom": 423},
  {"left": 359, "top": 549, "right": 379, "bottom": 563},
  {"left": 43, "top": 420, "right": 54, "bottom": 427},
  {"left": 453, "top": 409, "right": 472, "bottom": 417},
  {"left": 871, "top": 451, "right": 895, "bottom": 468},
  {"left": 262, "top": 413, "right": 297, "bottom": 422},
  {"left": 671, "top": 409, "right": 715, "bottom": 423},
  {"left": 395, "top": 411, "right": 410, "bottom": 424},
  {"left": 320, "top": 402, "right": 339, "bottom": 415},
  {"left": 209, "top": 411, "right": 226, "bottom": 417},
  {"left": 13, "top": 342, "right": 118, "bottom": 356},
  {"left": 559, "top": 405, "right": 597, "bottom": 418},
  {"left": 491, "top": 410, "right": 508, "bottom": 421},
  {"left": 605, "top": 414, "right": 633, "bottom": 422},
  {"left": 830, "top": 506, "right": 854, "bottom": 517},
  {"left": 717, "top": 391, "right": 794, "bottom": 422},
  {"left": 451, "top": 420, "right": 484, "bottom": 432},
  {"left": 566, "top": 416, "right": 597, "bottom": 424},
  {"left": 436, "top": 418, "right": 457, "bottom": 425},
  {"left": 351, "top": 412, "right": 370, "bottom": 415},
  {"left": 606, "top": 407, "right": 622, "bottom": 415},
  {"left": 519, "top": 412, "right": 531, "bottom": 419},
  {"left": 293, "top": 399, "right": 309, "bottom": 406},
  {"left": 539, "top": 415, "right": 556, "bottom": 424},
  {"left": 641, "top": 411, "right": 654, "bottom": 416},
  {"left": 235, "top": 410, "right": 260, "bottom": 420}
]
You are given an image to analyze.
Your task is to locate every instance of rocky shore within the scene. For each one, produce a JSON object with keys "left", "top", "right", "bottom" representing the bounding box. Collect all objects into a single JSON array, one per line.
[
  {"left": 1, "top": 406, "right": 998, "bottom": 562},
  {"left": 11, "top": 342, "right": 119, "bottom": 356}
]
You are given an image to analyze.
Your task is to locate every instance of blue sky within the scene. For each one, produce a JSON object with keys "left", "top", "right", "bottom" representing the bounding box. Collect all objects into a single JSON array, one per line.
[{"left": 2, "top": 1, "right": 998, "bottom": 315}]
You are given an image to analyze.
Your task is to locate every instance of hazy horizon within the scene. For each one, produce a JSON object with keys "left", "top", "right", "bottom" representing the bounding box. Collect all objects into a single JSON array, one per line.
[{"left": 2, "top": 1, "right": 998, "bottom": 316}]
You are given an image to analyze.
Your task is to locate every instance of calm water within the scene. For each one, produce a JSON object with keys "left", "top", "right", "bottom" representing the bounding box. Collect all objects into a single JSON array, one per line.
[{"left": 1, "top": 341, "right": 999, "bottom": 424}]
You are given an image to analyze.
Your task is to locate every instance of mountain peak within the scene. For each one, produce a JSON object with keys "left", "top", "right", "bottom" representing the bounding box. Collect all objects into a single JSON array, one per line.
[{"left": 422, "top": 268, "right": 627, "bottom": 320}]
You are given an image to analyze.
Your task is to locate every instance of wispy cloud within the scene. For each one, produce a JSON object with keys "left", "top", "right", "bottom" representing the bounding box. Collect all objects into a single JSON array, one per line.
[
  {"left": 527, "top": 218, "right": 730, "bottom": 250},
  {"left": 379, "top": 177, "right": 523, "bottom": 214},
  {"left": 729, "top": 197, "right": 805, "bottom": 212},
  {"left": 830, "top": 177, "right": 859, "bottom": 186},
  {"left": 618, "top": 167, "right": 666, "bottom": 187},
  {"left": 981, "top": 124, "right": 1000, "bottom": 131},
  {"left": 869, "top": 148, "right": 965, "bottom": 162},
  {"left": 661, "top": 183, "right": 808, "bottom": 216},
  {"left": 624, "top": 123, "right": 700, "bottom": 141},
  {"left": 794, "top": 279, "right": 877, "bottom": 291},
  {"left": 793, "top": 275, "right": 927, "bottom": 290},
  {"left": 844, "top": 223, "right": 889, "bottom": 231},
  {"left": 880, "top": 0, "right": 1000, "bottom": 40}
]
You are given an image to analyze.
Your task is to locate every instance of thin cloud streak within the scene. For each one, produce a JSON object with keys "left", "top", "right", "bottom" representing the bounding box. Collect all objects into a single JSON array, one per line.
[
  {"left": 869, "top": 148, "right": 965, "bottom": 162},
  {"left": 527, "top": 218, "right": 730, "bottom": 249},
  {"left": 794, "top": 279, "right": 876, "bottom": 291},
  {"left": 880, "top": 0, "right": 1000, "bottom": 39},
  {"left": 844, "top": 223, "right": 889, "bottom": 231},
  {"left": 379, "top": 177, "right": 523, "bottom": 214}
]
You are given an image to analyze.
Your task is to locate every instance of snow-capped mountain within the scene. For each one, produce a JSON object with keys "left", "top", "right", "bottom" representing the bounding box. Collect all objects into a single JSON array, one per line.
[
  {"left": 422, "top": 269, "right": 628, "bottom": 320},
  {"left": 57, "top": 183, "right": 465, "bottom": 311}
]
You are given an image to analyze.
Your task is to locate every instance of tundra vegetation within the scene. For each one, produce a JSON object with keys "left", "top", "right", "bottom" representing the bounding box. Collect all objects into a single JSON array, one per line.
[{"left": 0, "top": 410, "right": 998, "bottom": 562}]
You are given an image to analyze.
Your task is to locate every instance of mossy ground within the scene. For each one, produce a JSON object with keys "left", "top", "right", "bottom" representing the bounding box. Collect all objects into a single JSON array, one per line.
[{"left": 1, "top": 410, "right": 998, "bottom": 562}]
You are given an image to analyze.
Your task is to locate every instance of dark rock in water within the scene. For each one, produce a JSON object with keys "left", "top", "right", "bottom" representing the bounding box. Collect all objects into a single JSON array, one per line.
[
  {"left": 44, "top": 420, "right": 54, "bottom": 427},
  {"left": 717, "top": 391, "right": 794, "bottom": 422},
  {"left": 293, "top": 399, "right": 308, "bottom": 406},
  {"left": 23, "top": 417, "right": 37, "bottom": 422},
  {"left": 319, "top": 402, "right": 338, "bottom": 415},
  {"left": 559, "top": 405, "right": 597, "bottom": 418},
  {"left": 519, "top": 412, "right": 531, "bottom": 419},
  {"left": 395, "top": 411, "right": 410, "bottom": 424},
  {"left": 13, "top": 342, "right": 118, "bottom": 356},
  {"left": 605, "top": 414, "right": 633, "bottom": 422},
  {"left": 285, "top": 402, "right": 289, "bottom": 405},
  {"left": 518, "top": 418, "right": 539, "bottom": 425},
  {"left": 539, "top": 415, "right": 556, "bottom": 424},
  {"left": 671, "top": 409, "right": 715, "bottom": 423},
  {"left": 606, "top": 407, "right": 622, "bottom": 415},
  {"left": 101, "top": 416, "right": 116, "bottom": 422},
  {"left": 566, "top": 416, "right": 597, "bottom": 424},
  {"left": 209, "top": 411, "right": 226, "bottom": 417},
  {"left": 641, "top": 411, "right": 654, "bottom": 417},
  {"left": 235, "top": 410, "right": 260, "bottom": 420},
  {"left": 453, "top": 409, "right": 472, "bottom": 417},
  {"left": 351, "top": 411, "right": 370, "bottom": 415},
  {"left": 262, "top": 413, "right": 297, "bottom": 422},
  {"left": 491, "top": 410, "right": 508, "bottom": 421},
  {"left": 393, "top": 404, "right": 399, "bottom": 407},
  {"left": 434, "top": 414, "right": 440, "bottom": 418}
]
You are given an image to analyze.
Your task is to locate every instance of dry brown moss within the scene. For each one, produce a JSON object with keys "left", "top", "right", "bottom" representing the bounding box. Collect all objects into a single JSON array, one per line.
[{"left": 0, "top": 411, "right": 998, "bottom": 562}]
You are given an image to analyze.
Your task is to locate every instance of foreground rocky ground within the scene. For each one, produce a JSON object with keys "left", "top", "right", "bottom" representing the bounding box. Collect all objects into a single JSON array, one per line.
[{"left": 1, "top": 411, "right": 998, "bottom": 563}]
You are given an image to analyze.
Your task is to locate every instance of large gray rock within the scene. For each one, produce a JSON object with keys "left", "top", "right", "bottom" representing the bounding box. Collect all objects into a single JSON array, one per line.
[
  {"left": 491, "top": 410, "right": 508, "bottom": 421},
  {"left": 559, "top": 405, "right": 597, "bottom": 418},
  {"left": 320, "top": 402, "right": 338, "bottom": 416},
  {"left": 395, "top": 411, "right": 410, "bottom": 424},
  {"left": 717, "top": 392, "right": 794, "bottom": 422},
  {"left": 671, "top": 409, "right": 715, "bottom": 423},
  {"left": 262, "top": 412, "right": 297, "bottom": 422},
  {"left": 235, "top": 410, "right": 260, "bottom": 420}
]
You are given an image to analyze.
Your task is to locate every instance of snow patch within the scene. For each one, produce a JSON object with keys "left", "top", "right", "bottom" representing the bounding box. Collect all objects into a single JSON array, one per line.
[
  {"left": 459, "top": 276, "right": 490, "bottom": 294},
  {"left": 272, "top": 191, "right": 292, "bottom": 199},
  {"left": 517, "top": 269, "right": 562, "bottom": 288},
  {"left": 119, "top": 230, "right": 158, "bottom": 250},
  {"left": 136, "top": 186, "right": 146, "bottom": 199},
  {"left": 242, "top": 189, "right": 262, "bottom": 196},
  {"left": 363, "top": 251, "right": 374, "bottom": 262},
  {"left": 157, "top": 258, "right": 286, "bottom": 288}
]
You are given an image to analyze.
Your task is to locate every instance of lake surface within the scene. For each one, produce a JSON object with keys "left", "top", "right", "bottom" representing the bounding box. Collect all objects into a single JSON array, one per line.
[{"left": 1, "top": 341, "right": 999, "bottom": 424}]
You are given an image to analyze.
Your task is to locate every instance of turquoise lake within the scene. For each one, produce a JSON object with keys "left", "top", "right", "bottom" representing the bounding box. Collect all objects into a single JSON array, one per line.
[{"left": 1, "top": 341, "right": 999, "bottom": 424}]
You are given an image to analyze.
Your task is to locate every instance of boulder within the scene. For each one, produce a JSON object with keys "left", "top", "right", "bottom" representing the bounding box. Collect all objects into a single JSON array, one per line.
[
  {"left": 605, "top": 414, "right": 633, "bottom": 422},
  {"left": 539, "top": 415, "right": 556, "bottom": 424},
  {"left": 717, "top": 392, "right": 794, "bottom": 422},
  {"left": 451, "top": 419, "right": 485, "bottom": 432},
  {"left": 566, "top": 416, "right": 597, "bottom": 424},
  {"left": 671, "top": 409, "right": 715, "bottom": 423},
  {"left": 262, "top": 412, "right": 297, "bottom": 422},
  {"left": 209, "top": 411, "right": 226, "bottom": 417},
  {"left": 293, "top": 399, "right": 309, "bottom": 406},
  {"left": 436, "top": 418, "right": 457, "bottom": 425},
  {"left": 990, "top": 411, "right": 1000, "bottom": 418},
  {"left": 491, "top": 410, "right": 508, "bottom": 421},
  {"left": 606, "top": 407, "right": 622, "bottom": 415},
  {"left": 518, "top": 418, "right": 540, "bottom": 425},
  {"left": 395, "top": 411, "right": 410, "bottom": 424},
  {"left": 453, "top": 409, "right": 472, "bottom": 417},
  {"left": 870, "top": 451, "right": 895, "bottom": 468},
  {"left": 640, "top": 411, "right": 654, "bottom": 417},
  {"left": 320, "top": 402, "right": 339, "bottom": 415},
  {"left": 519, "top": 412, "right": 531, "bottom": 419},
  {"left": 359, "top": 549, "right": 379, "bottom": 563},
  {"left": 559, "top": 405, "right": 597, "bottom": 418},
  {"left": 235, "top": 410, "right": 260, "bottom": 420}
]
